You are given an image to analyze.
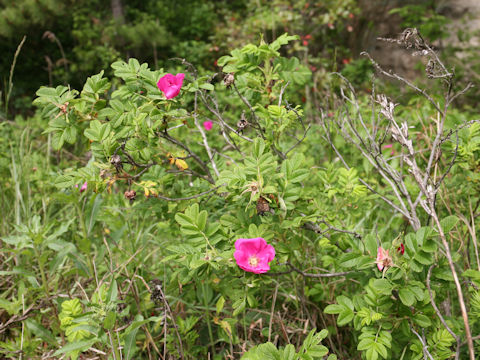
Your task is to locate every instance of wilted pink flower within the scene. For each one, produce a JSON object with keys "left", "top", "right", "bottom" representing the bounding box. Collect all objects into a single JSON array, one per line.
[
  {"left": 203, "top": 121, "right": 213, "bottom": 131},
  {"left": 75, "top": 181, "right": 87, "bottom": 193},
  {"left": 157, "top": 73, "right": 185, "bottom": 99},
  {"left": 376, "top": 247, "right": 393, "bottom": 271},
  {"left": 234, "top": 238, "right": 275, "bottom": 274},
  {"left": 347, "top": 25, "right": 353, "bottom": 32}
]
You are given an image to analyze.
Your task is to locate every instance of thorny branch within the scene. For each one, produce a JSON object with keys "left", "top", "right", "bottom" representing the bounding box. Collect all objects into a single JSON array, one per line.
[
  {"left": 267, "top": 261, "right": 353, "bottom": 278},
  {"left": 150, "top": 279, "right": 185, "bottom": 360},
  {"left": 411, "top": 327, "right": 435, "bottom": 360},
  {"left": 426, "top": 265, "right": 461, "bottom": 359},
  {"left": 322, "top": 29, "right": 475, "bottom": 359},
  {"left": 157, "top": 129, "right": 215, "bottom": 184},
  {"left": 303, "top": 219, "right": 362, "bottom": 239}
]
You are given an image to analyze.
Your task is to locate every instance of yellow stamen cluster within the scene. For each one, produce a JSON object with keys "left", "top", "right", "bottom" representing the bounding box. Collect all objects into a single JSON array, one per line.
[{"left": 248, "top": 255, "right": 259, "bottom": 267}]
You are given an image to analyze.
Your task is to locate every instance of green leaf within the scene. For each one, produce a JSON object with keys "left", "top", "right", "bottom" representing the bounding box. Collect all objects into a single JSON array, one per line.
[
  {"left": 61, "top": 298, "right": 83, "bottom": 317},
  {"left": 216, "top": 296, "right": 225, "bottom": 315},
  {"left": 53, "top": 339, "right": 96, "bottom": 356},
  {"left": 376, "top": 342, "right": 388, "bottom": 359},
  {"left": 324, "top": 304, "right": 343, "bottom": 314},
  {"left": 399, "top": 288, "right": 415, "bottom": 307},
  {"left": 282, "top": 344, "right": 296, "bottom": 360},
  {"left": 199, "top": 83, "right": 214, "bottom": 91},
  {"left": 366, "top": 346, "right": 379, "bottom": 360},
  {"left": 270, "top": 33, "right": 299, "bottom": 51},
  {"left": 107, "top": 279, "right": 118, "bottom": 303},
  {"left": 365, "top": 234, "right": 377, "bottom": 256},
  {"left": 103, "top": 311, "right": 117, "bottom": 330},
  {"left": 197, "top": 210, "right": 208, "bottom": 231},
  {"left": 124, "top": 321, "right": 140, "bottom": 360},
  {"left": 51, "top": 131, "right": 64, "bottom": 150},
  {"left": 63, "top": 126, "right": 78, "bottom": 144},
  {"left": 54, "top": 174, "right": 75, "bottom": 189},
  {"left": 337, "top": 295, "right": 354, "bottom": 310},
  {"left": 357, "top": 338, "right": 374, "bottom": 351},
  {"left": 253, "top": 138, "right": 265, "bottom": 158},
  {"left": 217, "top": 55, "right": 233, "bottom": 67},
  {"left": 123, "top": 317, "right": 156, "bottom": 336},
  {"left": 36, "top": 86, "right": 62, "bottom": 98},
  {"left": 416, "top": 227, "right": 432, "bottom": 247},
  {"left": 337, "top": 308, "right": 354, "bottom": 326},
  {"left": 414, "top": 251, "right": 433, "bottom": 265},
  {"left": 440, "top": 215, "right": 459, "bottom": 233},
  {"left": 275, "top": 57, "right": 311, "bottom": 85},
  {"left": 413, "top": 314, "right": 431, "bottom": 327},
  {"left": 26, "top": 319, "right": 58, "bottom": 345},
  {"left": 372, "top": 278, "right": 393, "bottom": 296},
  {"left": 232, "top": 299, "right": 246, "bottom": 317},
  {"left": 404, "top": 233, "right": 417, "bottom": 256},
  {"left": 339, "top": 252, "right": 360, "bottom": 268}
]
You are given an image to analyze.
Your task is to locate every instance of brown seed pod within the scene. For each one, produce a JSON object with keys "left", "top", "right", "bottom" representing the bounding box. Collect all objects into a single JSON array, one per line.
[
  {"left": 256, "top": 196, "right": 270, "bottom": 216},
  {"left": 150, "top": 279, "right": 165, "bottom": 308},
  {"left": 124, "top": 190, "right": 136, "bottom": 203},
  {"left": 99, "top": 169, "right": 110, "bottom": 179},
  {"left": 223, "top": 73, "right": 235, "bottom": 88},
  {"left": 110, "top": 154, "right": 123, "bottom": 172},
  {"left": 236, "top": 111, "right": 249, "bottom": 133}
]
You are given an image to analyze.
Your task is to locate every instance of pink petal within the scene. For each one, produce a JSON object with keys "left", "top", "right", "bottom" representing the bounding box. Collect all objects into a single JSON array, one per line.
[
  {"left": 233, "top": 249, "right": 249, "bottom": 266},
  {"left": 164, "top": 86, "right": 180, "bottom": 99},
  {"left": 80, "top": 181, "right": 87, "bottom": 193},
  {"left": 203, "top": 121, "right": 213, "bottom": 131},
  {"left": 257, "top": 244, "right": 275, "bottom": 263},
  {"left": 235, "top": 238, "right": 264, "bottom": 253},
  {"left": 157, "top": 74, "right": 174, "bottom": 91},
  {"left": 157, "top": 73, "right": 184, "bottom": 99},
  {"left": 175, "top": 73, "right": 185, "bottom": 85},
  {"left": 376, "top": 247, "right": 385, "bottom": 271}
]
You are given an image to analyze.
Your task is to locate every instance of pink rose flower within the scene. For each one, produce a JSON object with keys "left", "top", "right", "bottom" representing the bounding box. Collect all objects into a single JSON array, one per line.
[
  {"left": 376, "top": 247, "right": 393, "bottom": 271},
  {"left": 157, "top": 73, "right": 185, "bottom": 99},
  {"left": 75, "top": 181, "right": 87, "bottom": 193},
  {"left": 203, "top": 121, "right": 213, "bottom": 131},
  {"left": 80, "top": 181, "right": 88, "bottom": 192},
  {"left": 234, "top": 238, "right": 275, "bottom": 274}
]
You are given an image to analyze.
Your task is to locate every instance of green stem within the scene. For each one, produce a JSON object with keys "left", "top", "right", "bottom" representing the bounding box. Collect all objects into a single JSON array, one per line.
[
  {"left": 243, "top": 277, "right": 248, "bottom": 344},
  {"left": 33, "top": 245, "right": 49, "bottom": 298},
  {"left": 202, "top": 282, "right": 215, "bottom": 356},
  {"left": 74, "top": 202, "right": 94, "bottom": 275},
  {"left": 108, "top": 330, "right": 120, "bottom": 360},
  {"left": 74, "top": 202, "right": 88, "bottom": 239}
]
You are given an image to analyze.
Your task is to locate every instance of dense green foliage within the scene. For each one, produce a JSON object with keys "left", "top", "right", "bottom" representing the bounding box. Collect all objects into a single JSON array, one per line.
[{"left": 1, "top": 1, "right": 480, "bottom": 359}]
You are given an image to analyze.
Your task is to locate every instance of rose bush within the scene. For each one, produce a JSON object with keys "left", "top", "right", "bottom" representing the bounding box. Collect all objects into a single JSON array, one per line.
[{"left": 3, "top": 28, "right": 479, "bottom": 360}]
